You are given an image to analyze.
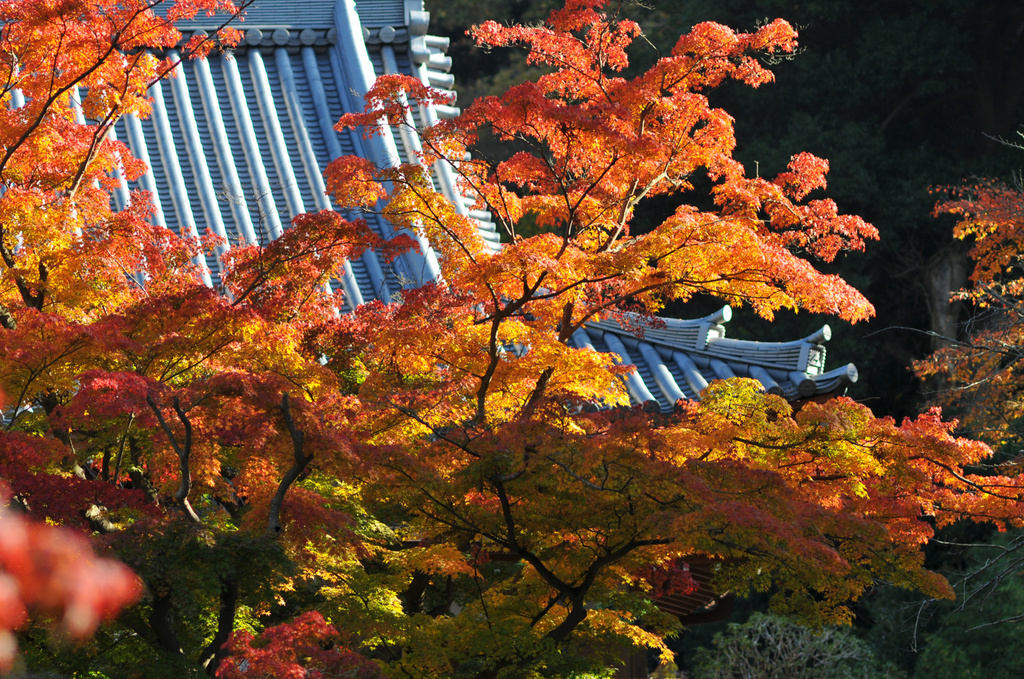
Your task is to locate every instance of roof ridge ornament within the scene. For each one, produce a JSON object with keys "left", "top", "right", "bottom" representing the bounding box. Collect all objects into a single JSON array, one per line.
[{"left": 408, "top": 10, "right": 430, "bottom": 36}]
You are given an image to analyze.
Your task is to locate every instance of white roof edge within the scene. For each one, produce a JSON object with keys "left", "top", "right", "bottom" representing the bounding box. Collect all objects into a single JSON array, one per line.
[{"left": 333, "top": 0, "right": 441, "bottom": 285}]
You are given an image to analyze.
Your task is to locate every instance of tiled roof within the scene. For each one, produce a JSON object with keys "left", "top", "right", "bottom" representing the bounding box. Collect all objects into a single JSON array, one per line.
[
  {"left": 579, "top": 309, "right": 857, "bottom": 411},
  {"left": 126, "top": 0, "right": 856, "bottom": 408}
]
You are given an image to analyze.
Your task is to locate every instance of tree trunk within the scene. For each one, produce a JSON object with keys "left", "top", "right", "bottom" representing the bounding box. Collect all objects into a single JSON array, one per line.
[
  {"left": 924, "top": 245, "right": 968, "bottom": 349},
  {"left": 200, "top": 575, "right": 239, "bottom": 676},
  {"left": 149, "top": 592, "right": 183, "bottom": 657}
]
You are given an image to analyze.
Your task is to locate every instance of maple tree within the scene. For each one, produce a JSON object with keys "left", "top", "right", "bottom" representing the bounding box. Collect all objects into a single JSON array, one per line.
[
  {"left": 4, "top": 1, "right": 1024, "bottom": 678},
  {"left": 915, "top": 178, "right": 1024, "bottom": 449},
  {"left": 906, "top": 174, "right": 1024, "bottom": 668}
]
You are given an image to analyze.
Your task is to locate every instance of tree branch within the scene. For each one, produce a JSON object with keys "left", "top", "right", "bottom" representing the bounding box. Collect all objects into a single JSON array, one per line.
[
  {"left": 267, "top": 393, "right": 313, "bottom": 535},
  {"left": 146, "top": 394, "right": 201, "bottom": 523},
  {"left": 0, "top": 302, "right": 15, "bottom": 330}
]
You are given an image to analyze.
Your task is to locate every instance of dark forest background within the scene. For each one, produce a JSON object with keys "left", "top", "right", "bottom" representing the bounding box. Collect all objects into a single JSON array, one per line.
[{"left": 423, "top": 1, "right": 1024, "bottom": 675}]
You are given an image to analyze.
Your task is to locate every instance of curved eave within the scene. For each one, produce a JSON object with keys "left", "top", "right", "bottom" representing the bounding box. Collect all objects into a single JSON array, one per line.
[{"left": 584, "top": 308, "right": 857, "bottom": 411}]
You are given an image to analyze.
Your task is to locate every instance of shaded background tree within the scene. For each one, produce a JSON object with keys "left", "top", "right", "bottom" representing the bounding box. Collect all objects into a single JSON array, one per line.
[{"left": 694, "top": 612, "right": 902, "bottom": 679}]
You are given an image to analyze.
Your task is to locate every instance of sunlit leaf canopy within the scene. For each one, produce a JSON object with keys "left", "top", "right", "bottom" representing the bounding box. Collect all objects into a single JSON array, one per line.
[{"left": 1, "top": 1, "right": 1024, "bottom": 677}]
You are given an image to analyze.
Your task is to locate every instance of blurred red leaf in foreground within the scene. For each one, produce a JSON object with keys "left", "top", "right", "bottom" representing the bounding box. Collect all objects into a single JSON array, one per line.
[{"left": 0, "top": 494, "right": 142, "bottom": 671}]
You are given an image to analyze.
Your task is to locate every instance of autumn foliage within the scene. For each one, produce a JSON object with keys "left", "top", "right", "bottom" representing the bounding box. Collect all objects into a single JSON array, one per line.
[
  {"left": 916, "top": 179, "right": 1024, "bottom": 448},
  {"left": 217, "top": 611, "right": 379, "bottom": 679},
  {"left": 2, "top": 0, "right": 1024, "bottom": 677},
  {"left": 0, "top": 492, "right": 141, "bottom": 672}
]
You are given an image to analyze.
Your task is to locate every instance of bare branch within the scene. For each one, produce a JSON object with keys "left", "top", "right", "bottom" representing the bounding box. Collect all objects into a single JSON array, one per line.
[
  {"left": 146, "top": 394, "right": 201, "bottom": 523},
  {"left": 267, "top": 393, "right": 314, "bottom": 535}
]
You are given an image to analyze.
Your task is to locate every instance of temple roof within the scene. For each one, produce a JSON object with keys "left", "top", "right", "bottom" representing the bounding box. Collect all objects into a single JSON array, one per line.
[
  {"left": 579, "top": 309, "right": 857, "bottom": 411},
  {"left": 123, "top": 0, "right": 857, "bottom": 410}
]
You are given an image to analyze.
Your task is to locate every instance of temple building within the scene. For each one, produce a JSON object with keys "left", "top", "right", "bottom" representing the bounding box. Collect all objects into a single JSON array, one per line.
[{"left": 126, "top": 0, "right": 858, "bottom": 414}]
